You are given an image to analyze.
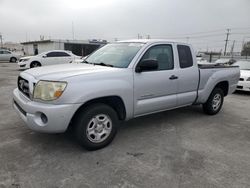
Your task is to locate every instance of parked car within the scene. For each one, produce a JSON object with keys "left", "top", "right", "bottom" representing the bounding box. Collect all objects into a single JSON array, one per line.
[
  {"left": 13, "top": 39, "right": 240, "bottom": 150},
  {"left": 215, "top": 58, "right": 236, "bottom": 65},
  {"left": 234, "top": 61, "right": 250, "bottom": 91},
  {"left": 18, "top": 50, "right": 81, "bottom": 69},
  {"left": 196, "top": 57, "right": 208, "bottom": 64},
  {"left": 0, "top": 49, "right": 20, "bottom": 62}
]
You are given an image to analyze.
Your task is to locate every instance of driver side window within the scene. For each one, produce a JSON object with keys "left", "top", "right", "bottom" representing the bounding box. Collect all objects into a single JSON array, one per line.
[{"left": 140, "top": 44, "right": 174, "bottom": 71}]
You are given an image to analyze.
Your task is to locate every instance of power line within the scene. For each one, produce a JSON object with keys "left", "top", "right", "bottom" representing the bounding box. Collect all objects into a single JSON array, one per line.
[
  {"left": 156, "top": 29, "right": 226, "bottom": 38},
  {"left": 231, "top": 32, "right": 250, "bottom": 35},
  {"left": 152, "top": 33, "right": 225, "bottom": 40},
  {"left": 230, "top": 26, "right": 250, "bottom": 30}
]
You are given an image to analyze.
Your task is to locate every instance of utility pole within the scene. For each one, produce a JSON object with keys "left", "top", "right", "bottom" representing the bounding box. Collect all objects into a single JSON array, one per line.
[
  {"left": 224, "top": 29, "right": 230, "bottom": 56},
  {"left": 230, "top": 40, "right": 235, "bottom": 58},
  {"left": 0, "top": 33, "right": 3, "bottom": 48},
  {"left": 72, "top": 21, "right": 75, "bottom": 40}
]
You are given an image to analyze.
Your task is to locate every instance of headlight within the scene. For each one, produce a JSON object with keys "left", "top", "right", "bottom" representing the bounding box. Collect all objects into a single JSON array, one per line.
[{"left": 33, "top": 81, "right": 67, "bottom": 101}]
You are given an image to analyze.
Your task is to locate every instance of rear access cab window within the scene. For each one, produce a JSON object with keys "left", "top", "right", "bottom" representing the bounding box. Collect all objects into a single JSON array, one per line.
[{"left": 177, "top": 45, "right": 193, "bottom": 68}]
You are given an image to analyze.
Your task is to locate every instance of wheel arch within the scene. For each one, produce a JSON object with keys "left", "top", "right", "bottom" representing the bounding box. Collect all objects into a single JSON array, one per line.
[
  {"left": 69, "top": 96, "right": 127, "bottom": 129},
  {"left": 214, "top": 81, "right": 229, "bottom": 96},
  {"left": 10, "top": 56, "right": 17, "bottom": 62}
]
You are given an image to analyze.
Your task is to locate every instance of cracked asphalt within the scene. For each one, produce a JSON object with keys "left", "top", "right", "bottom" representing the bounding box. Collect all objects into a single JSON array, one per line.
[{"left": 0, "top": 62, "right": 250, "bottom": 188}]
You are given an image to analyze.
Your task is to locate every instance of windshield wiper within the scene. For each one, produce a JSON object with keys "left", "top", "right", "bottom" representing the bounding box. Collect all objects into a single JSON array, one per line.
[
  {"left": 93, "top": 62, "right": 114, "bottom": 67},
  {"left": 82, "top": 60, "right": 90, "bottom": 64}
]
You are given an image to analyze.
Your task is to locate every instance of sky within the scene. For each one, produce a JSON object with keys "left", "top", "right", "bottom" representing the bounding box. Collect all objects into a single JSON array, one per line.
[{"left": 0, "top": 0, "right": 250, "bottom": 52}]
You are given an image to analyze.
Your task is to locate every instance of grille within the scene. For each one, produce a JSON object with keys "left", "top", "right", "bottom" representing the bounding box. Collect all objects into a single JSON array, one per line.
[
  {"left": 237, "top": 85, "right": 243, "bottom": 89},
  {"left": 17, "top": 76, "right": 30, "bottom": 98},
  {"left": 239, "top": 78, "right": 244, "bottom": 81}
]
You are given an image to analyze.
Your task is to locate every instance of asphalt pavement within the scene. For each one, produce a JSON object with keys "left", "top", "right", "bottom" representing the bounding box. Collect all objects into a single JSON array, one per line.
[{"left": 0, "top": 62, "right": 250, "bottom": 188}]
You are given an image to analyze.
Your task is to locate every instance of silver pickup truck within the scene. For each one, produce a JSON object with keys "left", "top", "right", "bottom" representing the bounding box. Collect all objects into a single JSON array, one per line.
[{"left": 13, "top": 39, "right": 240, "bottom": 150}]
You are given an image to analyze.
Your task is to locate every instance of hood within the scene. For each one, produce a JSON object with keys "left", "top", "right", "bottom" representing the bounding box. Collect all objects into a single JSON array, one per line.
[
  {"left": 20, "top": 56, "right": 34, "bottom": 60},
  {"left": 72, "top": 59, "right": 84, "bottom": 63},
  {"left": 240, "top": 70, "right": 250, "bottom": 78},
  {"left": 23, "top": 63, "right": 119, "bottom": 80}
]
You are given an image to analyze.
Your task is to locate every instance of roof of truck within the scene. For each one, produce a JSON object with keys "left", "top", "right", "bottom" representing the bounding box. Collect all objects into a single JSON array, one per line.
[{"left": 118, "top": 39, "right": 189, "bottom": 45}]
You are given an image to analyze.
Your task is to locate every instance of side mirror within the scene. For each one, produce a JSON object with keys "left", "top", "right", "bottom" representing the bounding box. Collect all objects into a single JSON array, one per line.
[
  {"left": 42, "top": 55, "right": 47, "bottom": 58},
  {"left": 135, "top": 59, "right": 158, "bottom": 73}
]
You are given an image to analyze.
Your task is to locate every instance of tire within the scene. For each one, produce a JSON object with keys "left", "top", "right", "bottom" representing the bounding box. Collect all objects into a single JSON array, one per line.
[
  {"left": 30, "top": 61, "right": 41, "bottom": 68},
  {"left": 74, "top": 103, "right": 119, "bottom": 150},
  {"left": 10, "top": 57, "right": 17, "bottom": 63},
  {"left": 203, "top": 87, "right": 224, "bottom": 115}
]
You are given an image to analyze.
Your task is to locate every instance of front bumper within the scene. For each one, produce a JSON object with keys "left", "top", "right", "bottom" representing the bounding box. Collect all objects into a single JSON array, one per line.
[
  {"left": 13, "top": 88, "right": 81, "bottom": 133},
  {"left": 236, "top": 81, "right": 250, "bottom": 92},
  {"left": 18, "top": 61, "right": 29, "bottom": 69}
]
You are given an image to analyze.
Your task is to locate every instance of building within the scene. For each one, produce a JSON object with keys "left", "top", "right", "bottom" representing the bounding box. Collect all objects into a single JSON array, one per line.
[{"left": 21, "top": 39, "right": 107, "bottom": 56}]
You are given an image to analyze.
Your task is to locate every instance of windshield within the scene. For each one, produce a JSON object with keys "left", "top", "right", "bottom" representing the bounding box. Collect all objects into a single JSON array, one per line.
[
  {"left": 85, "top": 42, "right": 145, "bottom": 68},
  {"left": 235, "top": 61, "right": 250, "bottom": 70}
]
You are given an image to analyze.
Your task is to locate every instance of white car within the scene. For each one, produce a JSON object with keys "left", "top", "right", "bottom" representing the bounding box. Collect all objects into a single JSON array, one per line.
[
  {"left": 235, "top": 61, "right": 250, "bottom": 91},
  {"left": 215, "top": 58, "right": 236, "bottom": 65},
  {"left": 0, "top": 49, "right": 20, "bottom": 62},
  {"left": 196, "top": 57, "right": 208, "bottom": 64},
  {"left": 18, "top": 50, "right": 81, "bottom": 69}
]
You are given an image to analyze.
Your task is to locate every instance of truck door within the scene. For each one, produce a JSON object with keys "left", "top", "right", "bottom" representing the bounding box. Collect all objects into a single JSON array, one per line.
[
  {"left": 175, "top": 45, "right": 199, "bottom": 106},
  {"left": 133, "top": 44, "right": 178, "bottom": 116}
]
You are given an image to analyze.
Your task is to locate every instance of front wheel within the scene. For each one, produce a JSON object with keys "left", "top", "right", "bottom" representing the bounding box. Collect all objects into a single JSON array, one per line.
[
  {"left": 30, "top": 61, "right": 41, "bottom": 68},
  {"left": 74, "top": 104, "right": 119, "bottom": 150},
  {"left": 203, "top": 88, "right": 224, "bottom": 115}
]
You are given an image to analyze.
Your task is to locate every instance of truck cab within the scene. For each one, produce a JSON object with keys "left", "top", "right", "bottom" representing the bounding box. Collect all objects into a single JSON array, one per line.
[{"left": 131, "top": 41, "right": 199, "bottom": 116}]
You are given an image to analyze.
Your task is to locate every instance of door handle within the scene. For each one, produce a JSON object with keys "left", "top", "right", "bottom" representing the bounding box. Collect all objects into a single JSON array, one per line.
[{"left": 169, "top": 75, "right": 178, "bottom": 80}]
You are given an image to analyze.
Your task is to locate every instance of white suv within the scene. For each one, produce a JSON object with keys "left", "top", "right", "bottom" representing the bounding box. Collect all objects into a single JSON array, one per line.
[
  {"left": 0, "top": 49, "right": 20, "bottom": 62},
  {"left": 18, "top": 50, "right": 81, "bottom": 69}
]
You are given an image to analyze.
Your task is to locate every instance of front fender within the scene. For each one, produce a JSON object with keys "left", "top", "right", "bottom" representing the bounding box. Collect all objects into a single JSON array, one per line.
[{"left": 57, "top": 77, "right": 134, "bottom": 119}]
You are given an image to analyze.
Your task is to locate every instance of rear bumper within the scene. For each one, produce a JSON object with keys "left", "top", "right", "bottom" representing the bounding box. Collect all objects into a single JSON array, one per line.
[{"left": 13, "top": 88, "right": 81, "bottom": 133}]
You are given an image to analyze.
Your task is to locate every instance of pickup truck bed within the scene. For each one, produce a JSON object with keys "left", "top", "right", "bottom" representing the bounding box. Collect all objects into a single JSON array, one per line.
[{"left": 196, "top": 64, "right": 239, "bottom": 104}]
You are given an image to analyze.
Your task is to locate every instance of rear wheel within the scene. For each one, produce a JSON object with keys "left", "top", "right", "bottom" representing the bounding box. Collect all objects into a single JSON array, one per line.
[
  {"left": 30, "top": 61, "right": 41, "bottom": 68},
  {"left": 74, "top": 104, "right": 119, "bottom": 150},
  {"left": 10, "top": 57, "right": 17, "bottom": 63},
  {"left": 203, "top": 88, "right": 224, "bottom": 115}
]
